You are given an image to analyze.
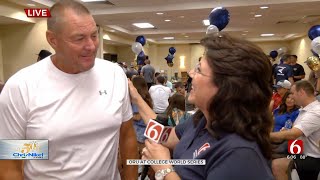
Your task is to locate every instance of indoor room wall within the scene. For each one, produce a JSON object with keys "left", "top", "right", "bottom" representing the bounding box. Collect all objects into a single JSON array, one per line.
[
  {"left": 103, "top": 44, "right": 117, "bottom": 54},
  {"left": 0, "top": 21, "right": 314, "bottom": 82},
  {"left": 0, "top": 37, "right": 3, "bottom": 82},
  {"left": 1, "top": 19, "right": 52, "bottom": 80},
  {"left": 116, "top": 45, "right": 136, "bottom": 65}
]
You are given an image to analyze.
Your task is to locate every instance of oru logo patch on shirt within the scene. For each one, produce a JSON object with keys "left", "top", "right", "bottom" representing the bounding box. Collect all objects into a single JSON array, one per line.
[
  {"left": 193, "top": 142, "right": 210, "bottom": 159},
  {"left": 0, "top": 140, "right": 48, "bottom": 160}
]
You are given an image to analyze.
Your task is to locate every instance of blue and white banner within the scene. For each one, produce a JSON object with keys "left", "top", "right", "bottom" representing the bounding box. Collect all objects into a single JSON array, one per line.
[{"left": 0, "top": 140, "right": 48, "bottom": 160}]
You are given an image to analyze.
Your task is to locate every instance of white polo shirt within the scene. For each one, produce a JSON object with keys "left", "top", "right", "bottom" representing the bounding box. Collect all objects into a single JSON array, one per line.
[
  {"left": 293, "top": 100, "right": 320, "bottom": 158},
  {"left": 0, "top": 57, "right": 132, "bottom": 180}
]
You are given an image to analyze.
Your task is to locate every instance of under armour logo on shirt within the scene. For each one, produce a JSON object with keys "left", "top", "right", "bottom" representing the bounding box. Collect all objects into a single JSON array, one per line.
[
  {"left": 99, "top": 90, "right": 107, "bottom": 95},
  {"left": 193, "top": 142, "right": 210, "bottom": 159}
]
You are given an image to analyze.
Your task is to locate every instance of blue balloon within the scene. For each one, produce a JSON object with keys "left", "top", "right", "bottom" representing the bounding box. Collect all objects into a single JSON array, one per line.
[
  {"left": 308, "top": 25, "right": 320, "bottom": 40},
  {"left": 209, "top": 7, "right": 230, "bottom": 31},
  {"left": 137, "top": 51, "right": 146, "bottom": 65},
  {"left": 169, "top": 47, "right": 176, "bottom": 55},
  {"left": 165, "top": 54, "right": 174, "bottom": 63},
  {"left": 135, "top": 35, "right": 146, "bottom": 46},
  {"left": 269, "top": 50, "right": 278, "bottom": 59}
]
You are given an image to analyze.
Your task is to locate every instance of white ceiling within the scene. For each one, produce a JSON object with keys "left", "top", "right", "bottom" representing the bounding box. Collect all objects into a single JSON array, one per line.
[{"left": 3, "top": 0, "right": 320, "bottom": 44}]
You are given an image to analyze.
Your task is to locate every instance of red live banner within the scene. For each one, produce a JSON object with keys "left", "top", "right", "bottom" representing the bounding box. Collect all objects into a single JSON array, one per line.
[{"left": 24, "top": 8, "right": 51, "bottom": 18}]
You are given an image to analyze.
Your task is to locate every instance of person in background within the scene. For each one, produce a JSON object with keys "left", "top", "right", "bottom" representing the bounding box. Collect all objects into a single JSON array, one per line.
[
  {"left": 174, "top": 81, "right": 195, "bottom": 111},
  {"left": 0, "top": 1, "right": 137, "bottom": 179},
  {"left": 166, "top": 93, "right": 186, "bottom": 126},
  {"left": 126, "top": 64, "right": 138, "bottom": 80},
  {"left": 290, "top": 55, "right": 305, "bottom": 82},
  {"left": 164, "top": 75, "right": 173, "bottom": 92},
  {"left": 271, "top": 80, "right": 320, "bottom": 180},
  {"left": 272, "top": 92, "right": 300, "bottom": 132},
  {"left": 131, "top": 76, "right": 153, "bottom": 150},
  {"left": 270, "top": 80, "right": 292, "bottom": 111},
  {"left": 274, "top": 54, "right": 294, "bottom": 84},
  {"left": 37, "top": 49, "right": 52, "bottom": 62},
  {"left": 141, "top": 59, "right": 155, "bottom": 89},
  {"left": 149, "top": 75, "right": 171, "bottom": 114},
  {"left": 129, "top": 33, "right": 274, "bottom": 179}
]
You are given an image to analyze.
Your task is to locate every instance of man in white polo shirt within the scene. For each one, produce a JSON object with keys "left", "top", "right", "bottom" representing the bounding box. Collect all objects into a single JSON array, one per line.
[
  {"left": 271, "top": 80, "right": 320, "bottom": 180},
  {"left": 0, "top": 1, "right": 137, "bottom": 179}
]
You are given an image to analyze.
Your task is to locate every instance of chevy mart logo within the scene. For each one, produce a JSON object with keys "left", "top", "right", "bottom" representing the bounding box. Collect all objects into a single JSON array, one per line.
[{"left": 0, "top": 140, "right": 48, "bottom": 160}]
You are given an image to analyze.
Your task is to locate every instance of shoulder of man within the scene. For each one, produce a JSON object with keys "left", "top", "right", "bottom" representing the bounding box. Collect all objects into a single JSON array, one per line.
[
  {"left": 95, "top": 58, "right": 124, "bottom": 73},
  {"left": 5, "top": 60, "right": 46, "bottom": 86}
]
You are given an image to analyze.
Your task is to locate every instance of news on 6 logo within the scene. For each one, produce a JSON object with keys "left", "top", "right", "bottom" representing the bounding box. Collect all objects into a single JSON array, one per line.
[
  {"left": 144, "top": 119, "right": 172, "bottom": 143},
  {"left": 288, "top": 140, "right": 304, "bottom": 154}
]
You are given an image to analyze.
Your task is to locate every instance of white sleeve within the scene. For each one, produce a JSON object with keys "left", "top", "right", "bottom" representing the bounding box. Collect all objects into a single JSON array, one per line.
[
  {"left": 294, "top": 111, "right": 320, "bottom": 137},
  {"left": 121, "top": 72, "right": 133, "bottom": 122},
  {"left": 0, "top": 77, "right": 28, "bottom": 139}
]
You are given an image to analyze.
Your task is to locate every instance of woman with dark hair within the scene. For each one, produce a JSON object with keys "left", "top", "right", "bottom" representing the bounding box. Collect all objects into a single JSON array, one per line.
[
  {"left": 166, "top": 93, "right": 186, "bottom": 126},
  {"left": 131, "top": 76, "right": 153, "bottom": 148},
  {"left": 128, "top": 33, "right": 274, "bottom": 179},
  {"left": 273, "top": 92, "right": 300, "bottom": 132}
]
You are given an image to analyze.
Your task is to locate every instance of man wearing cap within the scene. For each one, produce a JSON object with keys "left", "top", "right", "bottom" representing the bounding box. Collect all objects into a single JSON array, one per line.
[
  {"left": 37, "top": 49, "right": 52, "bottom": 62},
  {"left": 270, "top": 80, "right": 292, "bottom": 111}
]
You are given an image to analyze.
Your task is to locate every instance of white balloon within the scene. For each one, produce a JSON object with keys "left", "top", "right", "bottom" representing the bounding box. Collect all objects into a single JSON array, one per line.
[
  {"left": 206, "top": 25, "right": 219, "bottom": 35},
  {"left": 277, "top": 47, "right": 288, "bottom": 56},
  {"left": 131, "top": 42, "right": 143, "bottom": 54},
  {"left": 311, "top": 36, "right": 320, "bottom": 55}
]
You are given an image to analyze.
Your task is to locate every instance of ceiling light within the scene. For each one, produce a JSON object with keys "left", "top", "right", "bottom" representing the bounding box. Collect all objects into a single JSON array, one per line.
[
  {"left": 27, "top": 3, "right": 36, "bottom": 6},
  {"left": 81, "top": 0, "right": 106, "bottom": 2},
  {"left": 260, "top": 6, "right": 269, "bottom": 9},
  {"left": 260, "top": 33, "right": 274, "bottom": 37},
  {"left": 203, "top": 19, "right": 210, "bottom": 26},
  {"left": 179, "top": 16, "right": 185, "bottom": 18},
  {"left": 243, "top": 30, "right": 249, "bottom": 33},
  {"left": 254, "top": 14, "right": 262, "bottom": 17},
  {"left": 285, "top": 34, "right": 296, "bottom": 39},
  {"left": 184, "top": 36, "right": 189, "bottom": 38},
  {"left": 242, "top": 34, "right": 247, "bottom": 36},
  {"left": 156, "top": 12, "right": 164, "bottom": 15},
  {"left": 103, "top": 34, "right": 111, "bottom": 40},
  {"left": 165, "top": 19, "right": 171, "bottom": 22},
  {"left": 132, "top": 23, "right": 154, "bottom": 29},
  {"left": 163, "top": 37, "right": 174, "bottom": 40}
]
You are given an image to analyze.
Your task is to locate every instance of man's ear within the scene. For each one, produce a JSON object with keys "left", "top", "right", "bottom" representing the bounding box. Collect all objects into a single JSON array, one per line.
[
  {"left": 298, "top": 89, "right": 305, "bottom": 97},
  {"left": 46, "top": 30, "right": 57, "bottom": 50}
]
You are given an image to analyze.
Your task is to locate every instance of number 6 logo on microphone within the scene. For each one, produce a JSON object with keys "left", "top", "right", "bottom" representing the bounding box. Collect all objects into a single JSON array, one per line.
[
  {"left": 144, "top": 119, "right": 164, "bottom": 143},
  {"left": 288, "top": 140, "right": 304, "bottom": 154}
]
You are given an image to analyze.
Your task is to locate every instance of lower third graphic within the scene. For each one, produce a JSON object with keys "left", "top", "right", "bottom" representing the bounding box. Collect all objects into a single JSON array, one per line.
[{"left": 0, "top": 140, "right": 48, "bottom": 160}]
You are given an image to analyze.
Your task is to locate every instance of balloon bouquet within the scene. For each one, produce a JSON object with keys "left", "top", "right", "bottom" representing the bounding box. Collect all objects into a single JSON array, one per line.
[
  {"left": 132, "top": 35, "right": 147, "bottom": 66},
  {"left": 206, "top": 7, "right": 230, "bottom": 34},
  {"left": 268, "top": 46, "right": 287, "bottom": 65},
  {"left": 164, "top": 47, "right": 176, "bottom": 67},
  {"left": 306, "top": 25, "right": 320, "bottom": 72}
]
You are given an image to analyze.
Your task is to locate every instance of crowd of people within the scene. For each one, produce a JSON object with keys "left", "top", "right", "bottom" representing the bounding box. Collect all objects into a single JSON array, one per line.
[{"left": 0, "top": 0, "right": 319, "bottom": 180}]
